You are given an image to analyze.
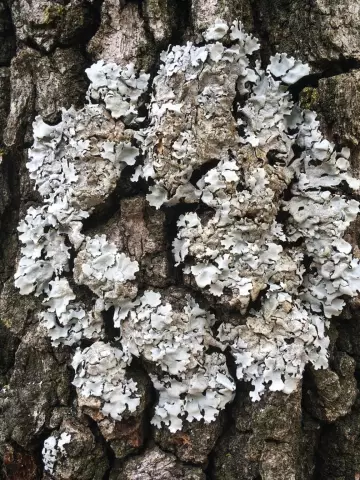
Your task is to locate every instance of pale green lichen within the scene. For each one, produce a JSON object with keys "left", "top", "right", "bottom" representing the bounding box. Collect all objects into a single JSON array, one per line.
[
  {"left": 300, "top": 86, "right": 319, "bottom": 110},
  {"left": 43, "top": 4, "right": 66, "bottom": 25}
]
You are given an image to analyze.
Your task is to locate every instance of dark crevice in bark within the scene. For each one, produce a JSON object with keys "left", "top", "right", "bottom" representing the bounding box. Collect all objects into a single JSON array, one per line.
[
  {"left": 66, "top": 367, "right": 79, "bottom": 409},
  {"left": 189, "top": 159, "right": 220, "bottom": 187},
  {"left": 84, "top": 414, "right": 116, "bottom": 480},
  {"left": 81, "top": 168, "right": 149, "bottom": 234},
  {"left": 289, "top": 57, "right": 360, "bottom": 103},
  {"left": 136, "top": 0, "right": 192, "bottom": 78},
  {"left": 76, "top": 0, "right": 105, "bottom": 65},
  {"left": 136, "top": 1, "right": 163, "bottom": 75},
  {"left": 249, "top": 0, "right": 274, "bottom": 69},
  {"left": 108, "top": 361, "right": 159, "bottom": 475},
  {"left": 142, "top": 0, "right": 191, "bottom": 48},
  {"left": 14, "top": 0, "right": 104, "bottom": 57},
  {"left": 301, "top": 365, "right": 326, "bottom": 480},
  {"left": 310, "top": 421, "right": 334, "bottom": 480},
  {"left": 131, "top": 356, "right": 158, "bottom": 441},
  {"left": 0, "top": 150, "right": 21, "bottom": 285},
  {"left": 205, "top": 379, "right": 253, "bottom": 480},
  {"left": 0, "top": 0, "right": 16, "bottom": 68},
  {"left": 103, "top": 306, "right": 120, "bottom": 341},
  {"left": 0, "top": 327, "right": 21, "bottom": 386},
  {"left": 72, "top": 0, "right": 104, "bottom": 47},
  {"left": 170, "top": 0, "right": 192, "bottom": 46}
]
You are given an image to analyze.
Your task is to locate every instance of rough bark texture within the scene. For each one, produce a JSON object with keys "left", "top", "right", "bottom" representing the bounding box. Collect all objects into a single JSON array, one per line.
[{"left": 1, "top": 1, "right": 360, "bottom": 479}]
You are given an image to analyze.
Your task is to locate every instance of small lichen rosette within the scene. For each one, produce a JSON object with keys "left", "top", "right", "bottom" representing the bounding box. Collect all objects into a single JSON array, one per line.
[
  {"left": 151, "top": 353, "right": 235, "bottom": 433},
  {"left": 86, "top": 60, "right": 150, "bottom": 124},
  {"left": 72, "top": 341, "right": 140, "bottom": 421},
  {"left": 218, "top": 289, "right": 329, "bottom": 400},
  {"left": 115, "top": 290, "right": 217, "bottom": 375},
  {"left": 74, "top": 234, "right": 139, "bottom": 305},
  {"left": 41, "top": 277, "right": 104, "bottom": 346},
  {"left": 112, "top": 290, "right": 234, "bottom": 432},
  {"left": 42, "top": 432, "right": 72, "bottom": 475}
]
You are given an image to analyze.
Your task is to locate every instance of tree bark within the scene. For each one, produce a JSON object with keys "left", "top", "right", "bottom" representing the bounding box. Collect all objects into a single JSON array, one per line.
[{"left": 1, "top": 1, "right": 360, "bottom": 479}]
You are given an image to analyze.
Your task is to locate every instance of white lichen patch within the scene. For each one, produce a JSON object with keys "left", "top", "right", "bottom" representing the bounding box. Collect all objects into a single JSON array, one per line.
[
  {"left": 116, "top": 290, "right": 216, "bottom": 375},
  {"left": 267, "top": 53, "right": 310, "bottom": 84},
  {"left": 151, "top": 353, "right": 235, "bottom": 433},
  {"left": 72, "top": 341, "right": 140, "bottom": 421},
  {"left": 14, "top": 205, "right": 73, "bottom": 296},
  {"left": 27, "top": 106, "right": 139, "bottom": 213},
  {"left": 218, "top": 289, "right": 329, "bottom": 400},
  {"left": 152, "top": 19, "right": 360, "bottom": 400},
  {"left": 14, "top": 104, "right": 137, "bottom": 297},
  {"left": 42, "top": 432, "right": 71, "bottom": 474},
  {"left": 15, "top": 19, "right": 360, "bottom": 430},
  {"left": 41, "top": 279, "right": 104, "bottom": 346},
  {"left": 111, "top": 290, "right": 234, "bottom": 431},
  {"left": 173, "top": 157, "right": 300, "bottom": 311},
  {"left": 86, "top": 60, "right": 150, "bottom": 124},
  {"left": 74, "top": 234, "right": 139, "bottom": 305},
  {"left": 15, "top": 60, "right": 143, "bottom": 347},
  {"left": 132, "top": 20, "right": 261, "bottom": 207}
]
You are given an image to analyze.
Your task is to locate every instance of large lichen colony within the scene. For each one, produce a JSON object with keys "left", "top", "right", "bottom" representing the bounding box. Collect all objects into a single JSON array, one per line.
[{"left": 14, "top": 20, "right": 360, "bottom": 445}]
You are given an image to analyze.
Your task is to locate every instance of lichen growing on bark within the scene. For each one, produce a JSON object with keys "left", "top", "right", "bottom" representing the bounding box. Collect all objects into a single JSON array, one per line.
[{"left": 13, "top": 19, "right": 360, "bottom": 440}]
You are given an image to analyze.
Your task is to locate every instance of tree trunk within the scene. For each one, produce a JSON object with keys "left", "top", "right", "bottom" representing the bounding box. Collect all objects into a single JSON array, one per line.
[{"left": 1, "top": 1, "right": 360, "bottom": 479}]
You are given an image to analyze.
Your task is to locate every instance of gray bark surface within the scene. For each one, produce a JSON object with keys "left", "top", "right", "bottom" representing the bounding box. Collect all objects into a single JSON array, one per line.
[{"left": 1, "top": 1, "right": 360, "bottom": 479}]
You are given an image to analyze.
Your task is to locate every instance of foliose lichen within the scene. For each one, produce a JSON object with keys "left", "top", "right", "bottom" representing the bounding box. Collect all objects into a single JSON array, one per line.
[
  {"left": 15, "top": 19, "right": 360, "bottom": 436},
  {"left": 42, "top": 432, "right": 71, "bottom": 475},
  {"left": 14, "top": 64, "right": 145, "bottom": 347},
  {"left": 71, "top": 341, "right": 140, "bottom": 421}
]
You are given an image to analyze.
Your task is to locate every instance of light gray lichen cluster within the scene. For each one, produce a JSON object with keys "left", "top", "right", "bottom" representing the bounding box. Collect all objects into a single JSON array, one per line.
[
  {"left": 14, "top": 62, "right": 148, "bottom": 424},
  {"left": 151, "top": 352, "right": 235, "bottom": 432},
  {"left": 86, "top": 60, "right": 150, "bottom": 124},
  {"left": 116, "top": 291, "right": 215, "bottom": 374},
  {"left": 41, "top": 277, "right": 104, "bottom": 346},
  {"left": 152, "top": 20, "right": 360, "bottom": 401},
  {"left": 72, "top": 341, "right": 140, "bottom": 420},
  {"left": 115, "top": 290, "right": 235, "bottom": 431},
  {"left": 15, "top": 20, "right": 360, "bottom": 439},
  {"left": 14, "top": 65, "right": 144, "bottom": 347},
  {"left": 74, "top": 234, "right": 139, "bottom": 305},
  {"left": 42, "top": 432, "right": 71, "bottom": 475}
]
